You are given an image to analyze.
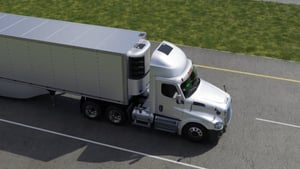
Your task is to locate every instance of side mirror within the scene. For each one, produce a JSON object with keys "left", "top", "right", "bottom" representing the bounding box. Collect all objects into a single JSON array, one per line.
[{"left": 176, "top": 94, "right": 184, "bottom": 104}]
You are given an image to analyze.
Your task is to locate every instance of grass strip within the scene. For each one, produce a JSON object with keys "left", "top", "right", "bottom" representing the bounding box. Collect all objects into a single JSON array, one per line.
[{"left": 1, "top": 0, "right": 299, "bottom": 61}]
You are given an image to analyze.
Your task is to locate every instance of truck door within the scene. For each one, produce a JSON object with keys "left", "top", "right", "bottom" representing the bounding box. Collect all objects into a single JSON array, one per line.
[{"left": 156, "top": 82, "right": 184, "bottom": 120}]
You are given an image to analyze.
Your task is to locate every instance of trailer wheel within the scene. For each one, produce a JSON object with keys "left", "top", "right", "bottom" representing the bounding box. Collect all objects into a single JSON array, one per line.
[
  {"left": 105, "top": 106, "right": 126, "bottom": 125},
  {"left": 183, "top": 123, "right": 207, "bottom": 142},
  {"left": 81, "top": 101, "right": 101, "bottom": 119}
]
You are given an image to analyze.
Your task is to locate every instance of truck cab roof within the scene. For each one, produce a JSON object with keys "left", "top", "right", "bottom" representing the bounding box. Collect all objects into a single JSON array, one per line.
[{"left": 151, "top": 41, "right": 188, "bottom": 79}]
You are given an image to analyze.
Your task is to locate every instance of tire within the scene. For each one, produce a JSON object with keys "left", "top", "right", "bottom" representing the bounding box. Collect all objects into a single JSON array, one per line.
[
  {"left": 183, "top": 123, "right": 207, "bottom": 142},
  {"left": 81, "top": 101, "right": 101, "bottom": 119},
  {"left": 105, "top": 106, "right": 126, "bottom": 125}
]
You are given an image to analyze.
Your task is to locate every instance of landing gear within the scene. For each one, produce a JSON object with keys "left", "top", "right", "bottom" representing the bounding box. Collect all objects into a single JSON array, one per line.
[{"left": 48, "top": 90, "right": 56, "bottom": 107}]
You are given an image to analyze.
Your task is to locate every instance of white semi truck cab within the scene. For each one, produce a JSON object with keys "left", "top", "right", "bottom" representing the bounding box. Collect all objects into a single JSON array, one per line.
[
  {"left": 0, "top": 13, "right": 232, "bottom": 142},
  {"left": 129, "top": 40, "right": 232, "bottom": 142}
]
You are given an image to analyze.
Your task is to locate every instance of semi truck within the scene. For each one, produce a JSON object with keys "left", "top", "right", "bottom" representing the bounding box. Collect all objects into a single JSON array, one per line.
[{"left": 0, "top": 13, "right": 232, "bottom": 142}]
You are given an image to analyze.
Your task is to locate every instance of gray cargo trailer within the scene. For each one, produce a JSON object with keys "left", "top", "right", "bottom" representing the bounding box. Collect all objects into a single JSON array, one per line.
[{"left": 0, "top": 12, "right": 150, "bottom": 105}]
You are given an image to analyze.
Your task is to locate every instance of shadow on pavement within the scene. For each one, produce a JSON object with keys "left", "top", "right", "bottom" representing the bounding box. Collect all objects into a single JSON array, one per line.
[{"left": 0, "top": 95, "right": 216, "bottom": 163}]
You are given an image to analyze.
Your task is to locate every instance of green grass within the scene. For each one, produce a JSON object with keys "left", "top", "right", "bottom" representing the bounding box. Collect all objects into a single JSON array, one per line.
[{"left": 1, "top": 0, "right": 299, "bottom": 61}]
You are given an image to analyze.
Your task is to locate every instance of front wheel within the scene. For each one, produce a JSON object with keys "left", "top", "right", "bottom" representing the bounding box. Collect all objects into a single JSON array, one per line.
[
  {"left": 105, "top": 106, "right": 126, "bottom": 125},
  {"left": 183, "top": 123, "right": 207, "bottom": 142}
]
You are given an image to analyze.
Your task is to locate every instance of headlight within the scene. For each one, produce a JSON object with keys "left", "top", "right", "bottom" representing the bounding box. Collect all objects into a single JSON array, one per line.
[{"left": 215, "top": 122, "right": 224, "bottom": 130}]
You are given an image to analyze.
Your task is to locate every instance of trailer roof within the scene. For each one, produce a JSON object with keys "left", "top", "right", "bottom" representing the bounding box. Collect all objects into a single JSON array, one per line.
[{"left": 0, "top": 13, "right": 146, "bottom": 54}]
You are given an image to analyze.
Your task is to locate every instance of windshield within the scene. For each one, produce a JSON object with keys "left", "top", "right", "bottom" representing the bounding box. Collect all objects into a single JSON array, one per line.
[{"left": 180, "top": 68, "right": 200, "bottom": 98}]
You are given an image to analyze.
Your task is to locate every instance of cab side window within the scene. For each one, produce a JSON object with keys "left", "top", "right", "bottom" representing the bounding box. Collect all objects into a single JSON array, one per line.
[{"left": 162, "top": 84, "right": 177, "bottom": 98}]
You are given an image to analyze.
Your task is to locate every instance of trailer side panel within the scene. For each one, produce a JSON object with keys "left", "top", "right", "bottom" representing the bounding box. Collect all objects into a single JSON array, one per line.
[
  {"left": 0, "top": 36, "right": 126, "bottom": 104},
  {"left": 0, "top": 12, "right": 144, "bottom": 104}
]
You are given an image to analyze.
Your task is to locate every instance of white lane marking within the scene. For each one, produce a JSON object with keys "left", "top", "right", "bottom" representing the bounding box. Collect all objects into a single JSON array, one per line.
[
  {"left": 0, "top": 118, "right": 207, "bottom": 169},
  {"left": 256, "top": 118, "right": 300, "bottom": 129}
]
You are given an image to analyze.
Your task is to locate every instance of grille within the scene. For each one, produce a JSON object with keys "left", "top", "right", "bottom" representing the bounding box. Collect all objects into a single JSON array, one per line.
[{"left": 128, "top": 56, "right": 145, "bottom": 79}]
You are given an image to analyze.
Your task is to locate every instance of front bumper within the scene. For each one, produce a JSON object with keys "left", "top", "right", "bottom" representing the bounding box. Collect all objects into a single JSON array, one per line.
[
  {"left": 225, "top": 99, "right": 233, "bottom": 124},
  {"left": 209, "top": 125, "right": 227, "bottom": 143}
]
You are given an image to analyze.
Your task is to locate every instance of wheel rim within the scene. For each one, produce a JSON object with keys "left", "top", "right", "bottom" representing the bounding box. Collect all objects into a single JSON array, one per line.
[
  {"left": 188, "top": 126, "right": 203, "bottom": 140},
  {"left": 108, "top": 110, "right": 122, "bottom": 123},
  {"left": 85, "top": 105, "right": 98, "bottom": 118}
]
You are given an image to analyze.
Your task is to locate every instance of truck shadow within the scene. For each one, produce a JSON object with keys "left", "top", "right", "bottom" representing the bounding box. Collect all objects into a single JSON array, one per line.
[{"left": 0, "top": 95, "right": 216, "bottom": 164}]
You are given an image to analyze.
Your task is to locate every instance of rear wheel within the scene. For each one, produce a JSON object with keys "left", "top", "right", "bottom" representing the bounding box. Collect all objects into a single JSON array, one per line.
[
  {"left": 105, "top": 106, "right": 126, "bottom": 125},
  {"left": 81, "top": 100, "right": 101, "bottom": 119},
  {"left": 183, "top": 123, "right": 207, "bottom": 142}
]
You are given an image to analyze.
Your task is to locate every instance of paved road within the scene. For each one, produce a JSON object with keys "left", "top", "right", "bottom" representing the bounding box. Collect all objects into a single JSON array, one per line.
[
  {"left": 258, "top": 0, "right": 300, "bottom": 5},
  {"left": 0, "top": 41, "right": 299, "bottom": 169}
]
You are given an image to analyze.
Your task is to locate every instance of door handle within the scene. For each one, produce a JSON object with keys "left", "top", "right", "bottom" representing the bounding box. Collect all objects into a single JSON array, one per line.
[{"left": 159, "top": 105, "right": 163, "bottom": 112}]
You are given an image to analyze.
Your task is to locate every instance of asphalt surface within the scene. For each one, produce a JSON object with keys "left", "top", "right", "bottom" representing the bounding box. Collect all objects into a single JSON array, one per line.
[
  {"left": 0, "top": 39, "right": 299, "bottom": 169},
  {"left": 258, "top": 0, "right": 300, "bottom": 5}
]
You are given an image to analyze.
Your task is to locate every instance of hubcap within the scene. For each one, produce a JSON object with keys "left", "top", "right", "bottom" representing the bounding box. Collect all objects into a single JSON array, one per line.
[
  {"left": 109, "top": 110, "right": 122, "bottom": 123},
  {"left": 188, "top": 126, "right": 203, "bottom": 139},
  {"left": 85, "top": 105, "right": 98, "bottom": 118}
]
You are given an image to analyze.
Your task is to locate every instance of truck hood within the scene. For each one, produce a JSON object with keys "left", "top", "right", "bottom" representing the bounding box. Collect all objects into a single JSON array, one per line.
[{"left": 187, "top": 80, "right": 230, "bottom": 110}]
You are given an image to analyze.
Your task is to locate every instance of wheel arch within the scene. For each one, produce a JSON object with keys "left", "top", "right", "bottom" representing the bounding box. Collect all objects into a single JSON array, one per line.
[
  {"left": 179, "top": 117, "right": 215, "bottom": 135},
  {"left": 180, "top": 121, "right": 207, "bottom": 135}
]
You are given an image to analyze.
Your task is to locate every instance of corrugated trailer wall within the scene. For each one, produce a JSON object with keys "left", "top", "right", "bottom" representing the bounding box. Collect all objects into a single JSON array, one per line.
[{"left": 0, "top": 36, "right": 126, "bottom": 104}]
